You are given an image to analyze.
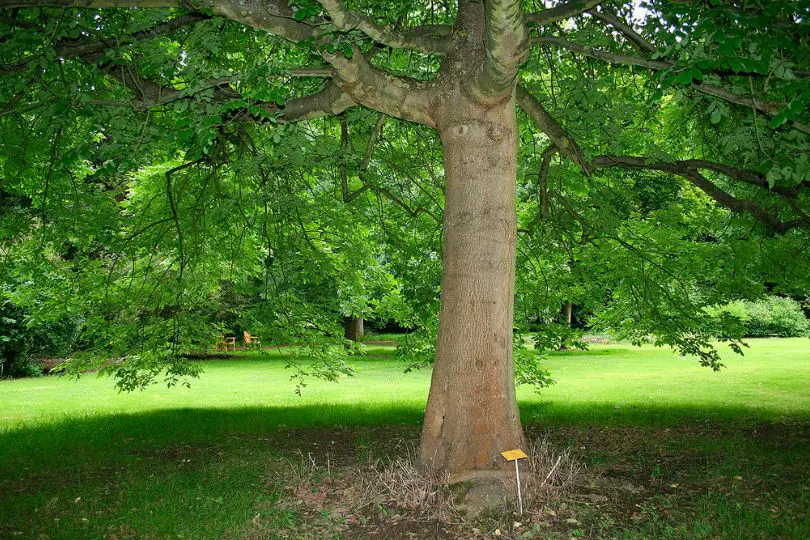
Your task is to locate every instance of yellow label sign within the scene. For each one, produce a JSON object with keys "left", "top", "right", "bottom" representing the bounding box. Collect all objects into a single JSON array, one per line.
[{"left": 500, "top": 449, "right": 528, "bottom": 461}]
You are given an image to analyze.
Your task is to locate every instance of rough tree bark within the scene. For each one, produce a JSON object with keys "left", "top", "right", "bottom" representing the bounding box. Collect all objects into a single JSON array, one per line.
[
  {"left": 420, "top": 90, "right": 524, "bottom": 481},
  {"left": 412, "top": 0, "right": 528, "bottom": 482}
]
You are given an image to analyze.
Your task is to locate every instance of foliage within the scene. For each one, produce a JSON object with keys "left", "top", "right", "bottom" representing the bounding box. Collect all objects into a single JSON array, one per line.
[
  {"left": 0, "top": 0, "right": 808, "bottom": 387},
  {"left": 708, "top": 296, "right": 810, "bottom": 338},
  {"left": 0, "top": 301, "right": 39, "bottom": 378},
  {"left": 514, "top": 333, "right": 556, "bottom": 391}
]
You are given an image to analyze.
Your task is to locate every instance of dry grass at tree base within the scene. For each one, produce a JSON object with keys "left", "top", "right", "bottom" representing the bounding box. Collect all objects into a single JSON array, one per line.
[
  {"left": 239, "top": 422, "right": 810, "bottom": 539},
  {"left": 258, "top": 438, "right": 586, "bottom": 538}
]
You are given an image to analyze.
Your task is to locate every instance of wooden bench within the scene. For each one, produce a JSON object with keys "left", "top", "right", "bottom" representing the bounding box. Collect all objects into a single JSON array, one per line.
[
  {"left": 243, "top": 331, "right": 261, "bottom": 350},
  {"left": 215, "top": 334, "right": 236, "bottom": 351}
]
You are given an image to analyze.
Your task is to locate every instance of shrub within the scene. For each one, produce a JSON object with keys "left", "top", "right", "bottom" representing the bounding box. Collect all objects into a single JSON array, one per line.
[
  {"left": 709, "top": 296, "right": 810, "bottom": 338},
  {"left": 744, "top": 296, "right": 810, "bottom": 337},
  {"left": 0, "top": 302, "right": 41, "bottom": 378}
]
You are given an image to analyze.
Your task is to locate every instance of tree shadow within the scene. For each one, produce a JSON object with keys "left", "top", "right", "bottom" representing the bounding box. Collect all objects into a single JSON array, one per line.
[{"left": 2, "top": 400, "right": 808, "bottom": 471}]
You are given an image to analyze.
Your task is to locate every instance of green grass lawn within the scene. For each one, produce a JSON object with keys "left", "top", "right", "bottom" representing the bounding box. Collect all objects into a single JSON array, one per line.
[
  {"left": 1, "top": 338, "right": 808, "bottom": 538},
  {"left": 2, "top": 338, "right": 808, "bottom": 428}
]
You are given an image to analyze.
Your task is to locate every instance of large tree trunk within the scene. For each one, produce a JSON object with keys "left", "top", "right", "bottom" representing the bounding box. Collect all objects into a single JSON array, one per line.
[{"left": 419, "top": 89, "right": 525, "bottom": 481}]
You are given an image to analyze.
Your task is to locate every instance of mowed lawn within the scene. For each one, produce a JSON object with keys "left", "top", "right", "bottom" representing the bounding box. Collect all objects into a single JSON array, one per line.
[
  {"left": 2, "top": 338, "right": 809, "bottom": 428},
  {"left": 1, "top": 338, "right": 809, "bottom": 539}
]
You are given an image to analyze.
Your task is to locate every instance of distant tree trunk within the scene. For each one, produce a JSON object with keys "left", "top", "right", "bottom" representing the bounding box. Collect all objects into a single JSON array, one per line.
[
  {"left": 558, "top": 303, "right": 574, "bottom": 351},
  {"left": 343, "top": 316, "right": 364, "bottom": 342},
  {"left": 419, "top": 90, "right": 525, "bottom": 481},
  {"left": 562, "top": 303, "right": 573, "bottom": 327},
  {"left": 562, "top": 302, "right": 574, "bottom": 328}
]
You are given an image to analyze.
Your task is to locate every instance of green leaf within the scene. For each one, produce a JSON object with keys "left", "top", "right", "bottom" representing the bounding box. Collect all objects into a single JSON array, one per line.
[
  {"left": 677, "top": 70, "right": 694, "bottom": 85},
  {"left": 766, "top": 168, "right": 781, "bottom": 188},
  {"left": 769, "top": 112, "right": 788, "bottom": 129}
]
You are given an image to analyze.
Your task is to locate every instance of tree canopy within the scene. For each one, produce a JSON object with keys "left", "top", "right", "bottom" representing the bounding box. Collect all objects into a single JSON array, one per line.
[{"left": 1, "top": 0, "right": 808, "bottom": 476}]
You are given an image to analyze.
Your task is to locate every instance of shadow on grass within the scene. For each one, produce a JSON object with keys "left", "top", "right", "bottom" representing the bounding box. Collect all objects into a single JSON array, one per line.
[
  {"left": 546, "top": 347, "right": 626, "bottom": 357},
  {"left": 2, "top": 400, "right": 808, "bottom": 471}
]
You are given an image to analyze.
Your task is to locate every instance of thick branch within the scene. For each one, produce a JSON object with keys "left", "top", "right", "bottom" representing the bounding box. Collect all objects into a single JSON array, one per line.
[
  {"left": 0, "top": 15, "right": 42, "bottom": 29},
  {"left": 1, "top": 12, "right": 209, "bottom": 75},
  {"left": 692, "top": 83, "right": 809, "bottom": 134},
  {"left": 340, "top": 113, "right": 388, "bottom": 203},
  {"left": 0, "top": 0, "right": 178, "bottom": 5},
  {"left": 676, "top": 159, "right": 807, "bottom": 197},
  {"left": 533, "top": 35, "right": 669, "bottom": 69},
  {"left": 516, "top": 84, "right": 587, "bottom": 169},
  {"left": 476, "top": 0, "right": 530, "bottom": 97},
  {"left": 319, "top": 0, "right": 449, "bottom": 55},
  {"left": 94, "top": 60, "right": 353, "bottom": 122},
  {"left": 323, "top": 46, "right": 435, "bottom": 127},
  {"left": 99, "top": 62, "right": 185, "bottom": 104},
  {"left": 58, "top": 13, "right": 209, "bottom": 60},
  {"left": 538, "top": 145, "right": 557, "bottom": 221},
  {"left": 517, "top": 84, "right": 808, "bottom": 233},
  {"left": 590, "top": 155, "right": 809, "bottom": 233},
  {"left": 257, "top": 83, "right": 356, "bottom": 122},
  {"left": 0, "top": 0, "right": 317, "bottom": 41},
  {"left": 527, "top": 0, "right": 603, "bottom": 26}
]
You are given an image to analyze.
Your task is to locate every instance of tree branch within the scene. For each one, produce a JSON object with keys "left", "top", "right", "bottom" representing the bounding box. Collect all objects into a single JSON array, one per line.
[
  {"left": 318, "top": 0, "right": 449, "bottom": 55},
  {"left": 517, "top": 85, "right": 808, "bottom": 233},
  {"left": 533, "top": 35, "right": 669, "bottom": 69},
  {"left": 516, "top": 84, "right": 587, "bottom": 170},
  {"left": 538, "top": 145, "right": 556, "bottom": 221},
  {"left": 340, "top": 113, "right": 388, "bottom": 203},
  {"left": 533, "top": 36, "right": 810, "bottom": 134},
  {"left": 322, "top": 46, "right": 435, "bottom": 127},
  {"left": 527, "top": 0, "right": 604, "bottom": 26},
  {"left": 0, "top": 15, "right": 43, "bottom": 30},
  {"left": 589, "top": 8, "right": 655, "bottom": 54},
  {"left": 58, "top": 13, "right": 210, "bottom": 60},
  {"left": 0, "top": 0, "right": 317, "bottom": 42},
  {"left": 691, "top": 83, "right": 809, "bottom": 134},
  {"left": 1, "top": 12, "right": 209, "bottom": 75},
  {"left": 590, "top": 155, "right": 809, "bottom": 233},
  {"left": 256, "top": 83, "right": 356, "bottom": 122}
]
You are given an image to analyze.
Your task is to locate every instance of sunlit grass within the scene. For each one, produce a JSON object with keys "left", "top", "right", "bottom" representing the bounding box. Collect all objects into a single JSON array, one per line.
[{"left": 1, "top": 338, "right": 808, "bottom": 429}]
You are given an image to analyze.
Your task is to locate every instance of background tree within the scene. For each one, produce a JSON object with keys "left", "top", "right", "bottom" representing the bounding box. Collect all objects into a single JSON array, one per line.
[{"left": 1, "top": 0, "right": 808, "bottom": 485}]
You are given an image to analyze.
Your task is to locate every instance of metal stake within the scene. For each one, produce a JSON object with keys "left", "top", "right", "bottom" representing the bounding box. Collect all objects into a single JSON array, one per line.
[
  {"left": 500, "top": 449, "right": 528, "bottom": 515},
  {"left": 514, "top": 458, "right": 523, "bottom": 515}
]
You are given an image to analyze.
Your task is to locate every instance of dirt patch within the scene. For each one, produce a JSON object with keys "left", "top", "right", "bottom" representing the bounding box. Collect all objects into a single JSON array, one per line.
[
  {"left": 580, "top": 335, "right": 613, "bottom": 344},
  {"left": 182, "top": 352, "right": 238, "bottom": 360},
  {"left": 31, "top": 357, "right": 64, "bottom": 373}
]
